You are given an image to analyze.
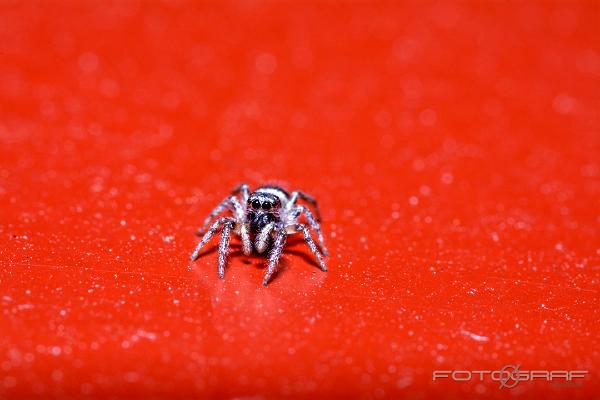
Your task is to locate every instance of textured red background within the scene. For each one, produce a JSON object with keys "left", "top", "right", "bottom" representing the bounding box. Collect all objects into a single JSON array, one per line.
[{"left": 1, "top": 1, "right": 599, "bottom": 399}]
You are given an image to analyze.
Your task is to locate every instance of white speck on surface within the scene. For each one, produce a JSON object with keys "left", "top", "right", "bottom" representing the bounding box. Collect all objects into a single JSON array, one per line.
[
  {"left": 163, "top": 235, "right": 174, "bottom": 243},
  {"left": 3, "top": 376, "right": 17, "bottom": 388},
  {"left": 460, "top": 330, "right": 489, "bottom": 342},
  {"left": 255, "top": 52, "right": 277, "bottom": 74},
  {"left": 441, "top": 172, "right": 454, "bottom": 185},
  {"left": 412, "top": 158, "right": 425, "bottom": 171},
  {"left": 51, "top": 370, "right": 63, "bottom": 382},
  {"left": 419, "top": 185, "right": 432, "bottom": 196},
  {"left": 124, "top": 372, "right": 140, "bottom": 382},
  {"left": 396, "top": 375, "right": 413, "bottom": 389},
  {"left": 135, "top": 330, "right": 157, "bottom": 341},
  {"left": 81, "top": 383, "right": 93, "bottom": 395},
  {"left": 553, "top": 93, "right": 576, "bottom": 114},
  {"left": 419, "top": 108, "right": 437, "bottom": 126},
  {"left": 78, "top": 52, "right": 99, "bottom": 73},
  {"left": 15, "top": 304, "right": 34, "bottom": 311}
]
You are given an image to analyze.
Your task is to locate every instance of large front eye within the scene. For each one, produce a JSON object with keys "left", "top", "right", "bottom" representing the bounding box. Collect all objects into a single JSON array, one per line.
[
  {"left": 251, "top": 199, "right": 260, "bottom": 209},
  {"left": 262, "top": 202, "right": 271, "bottom": 211}
]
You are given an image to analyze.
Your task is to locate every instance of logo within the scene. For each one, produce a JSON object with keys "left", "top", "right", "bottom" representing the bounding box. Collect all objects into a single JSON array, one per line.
[{"left": 432, "top": 365, "right": 588, "bottom": 389}]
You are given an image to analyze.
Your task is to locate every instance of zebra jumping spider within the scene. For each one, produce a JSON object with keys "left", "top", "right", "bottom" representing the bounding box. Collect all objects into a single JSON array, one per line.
[{"left": 190, "top": 184, "right": 329, "bottom": 286}]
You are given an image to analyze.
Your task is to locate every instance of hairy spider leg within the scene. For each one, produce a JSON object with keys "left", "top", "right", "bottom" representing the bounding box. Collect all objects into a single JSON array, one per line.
[
  {"left": 217, "top": 219, "right": 235, "bottom": 278},
  {"left": 190, "top": 217, "right": 236, "bottom": 261},
  {"left": 239, "top": 222, "right": 252, "bottom": 256},
  {"left": 287, "top": 190, "right": 322, "bottom": 222},
  {"left": 292, "top": 206, "right": 329, "bottom": 256},
  {"left": 263, "top": 225, "right": 287, "bottom": 286},
  {"left": 294, "top": 223, "right": 327, "bottom": 272},
  {"left": 255, "top": 221, "right": 275, "bottom": 254},
  {"left": 231, "top": 183, "right": 250, "bottom": 203},
  {"left": 196, "top": 196, "right": 243, "bottom": 236},
  {"left": 230, "top": 184, "right": 252, "bottom": 255}
]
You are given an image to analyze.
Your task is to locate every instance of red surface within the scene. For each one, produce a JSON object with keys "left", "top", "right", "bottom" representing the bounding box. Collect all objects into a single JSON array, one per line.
[{"left": 1, "top": 1, "right": 599, "bottom": 398}]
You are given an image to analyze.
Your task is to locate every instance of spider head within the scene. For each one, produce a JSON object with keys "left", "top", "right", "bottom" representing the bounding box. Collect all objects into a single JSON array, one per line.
[{"left": 247, "top": 193, "right": 281, "bottom": 232}]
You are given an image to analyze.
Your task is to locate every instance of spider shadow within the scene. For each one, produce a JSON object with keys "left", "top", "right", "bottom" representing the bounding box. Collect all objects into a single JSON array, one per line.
[{"left": 191, "top": 235, "right": 323, "bottom": 282}]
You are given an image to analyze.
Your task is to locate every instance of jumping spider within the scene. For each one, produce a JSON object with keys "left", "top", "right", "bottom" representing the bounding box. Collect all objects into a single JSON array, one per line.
[{"left": 190, "top": 184, "right": 329, "bottom": 286}]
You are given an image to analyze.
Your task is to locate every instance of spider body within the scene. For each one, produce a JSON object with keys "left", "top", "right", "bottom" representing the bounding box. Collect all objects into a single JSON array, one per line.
[{"left": 190, "top": 184, "right": 328, "bottom": 286}]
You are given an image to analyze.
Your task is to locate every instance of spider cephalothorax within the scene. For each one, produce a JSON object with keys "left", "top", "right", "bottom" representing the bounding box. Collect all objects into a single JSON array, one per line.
[
  {"left": 190, "top": 184, "right": 328, "bottom": 286},
  {"left": 247, "top": 192, "right": 281, "bottom": 233}
]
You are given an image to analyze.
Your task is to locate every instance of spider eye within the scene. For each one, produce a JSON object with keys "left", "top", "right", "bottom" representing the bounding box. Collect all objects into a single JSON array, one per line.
[
  {"left": 251, "top": 200, "right": 260, "bottom": 209},
  {"left": 262, "top": 202, "right": 271, "bottom": 211}
]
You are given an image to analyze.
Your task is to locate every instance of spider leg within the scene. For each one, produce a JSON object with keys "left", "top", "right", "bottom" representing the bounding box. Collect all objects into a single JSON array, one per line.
[
  {"left": 229, "top": 184, "right": 251, "bottom": 254},
  {"left": 293, "top": 206, "right": 329, "bottom": 256},
  {"left": 240, "top": 222, "right": 252, "bottom": 256},
  {"left": 195, "top": 196, "right": 243, "bottom": 236},
  {"left": 294, "top": 223, "right": 327, "bottom": 272},
  {"left": 217, "top": 219, "right": 235, "bottom": 278},
  {"left": 231, "top": 183, "right": 250, "bottom": 203},
  {"left": 255, "top": 222, "right": 275, "bottom": 254},
  {"left": 262, "top": 226, "right": 287, "bottom": 286},
  {"left": 287, "top": 190, "right": 322, "bottom": 222},
  {"left": 190, "top": 217, "right": 235, "bottom": 261}
]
